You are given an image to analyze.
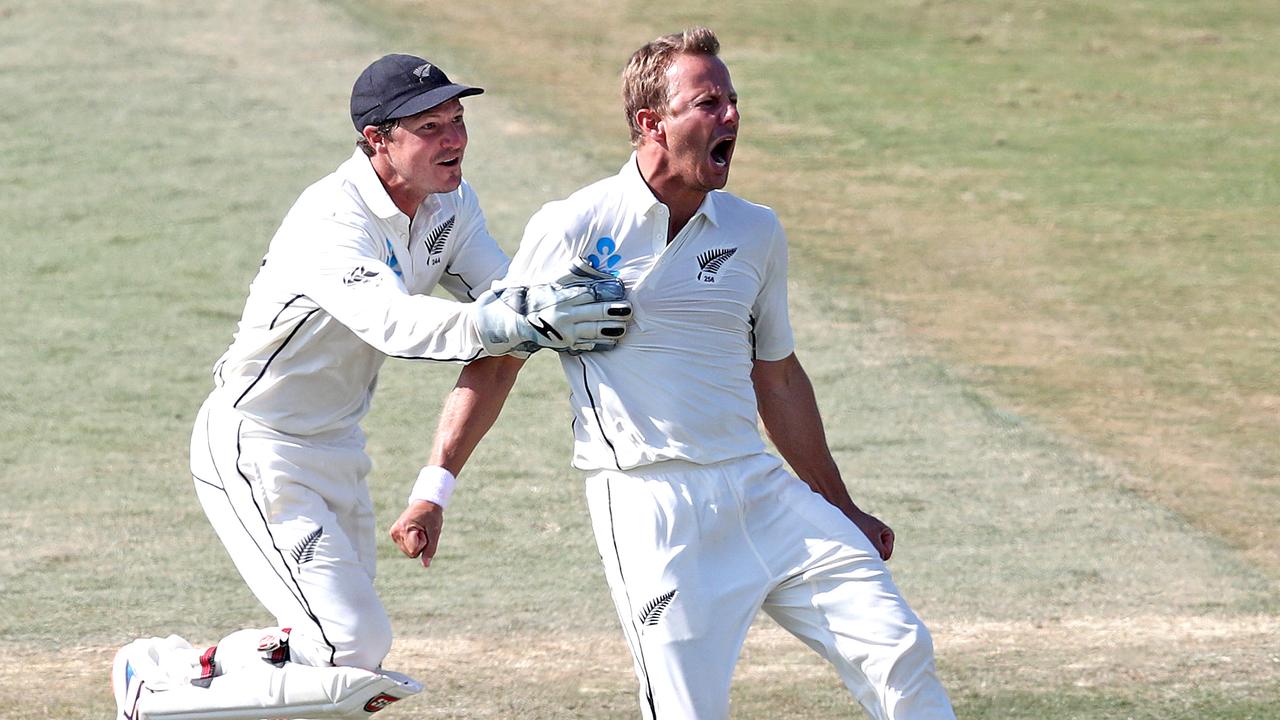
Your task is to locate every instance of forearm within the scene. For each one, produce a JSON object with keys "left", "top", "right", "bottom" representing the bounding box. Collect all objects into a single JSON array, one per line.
[
  {"left": 754, "top": 355, "right": 896, "bottom": 560},
  {"left": 428, "top": 355, "right": 524, "bottom": 475},
  {"left": 393, "top": 354, "right": 522, "bottom": 566},
  {"left": 753, "top": 356, "right": 860, "bottom": 515}
]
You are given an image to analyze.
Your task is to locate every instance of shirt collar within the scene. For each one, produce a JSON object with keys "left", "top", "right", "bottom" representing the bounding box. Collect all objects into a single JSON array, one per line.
[
  {"left": 620, "top": 152, "right": 721, "bottom": 229},
  {"left": 343, "top": 150, "right": 401, "bottom": 220}
]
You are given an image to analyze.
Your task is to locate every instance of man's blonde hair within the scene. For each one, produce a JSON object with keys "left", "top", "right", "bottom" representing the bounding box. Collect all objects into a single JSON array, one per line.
[{"left": 621, "top": 26, "right": 721, "bottom": 145}]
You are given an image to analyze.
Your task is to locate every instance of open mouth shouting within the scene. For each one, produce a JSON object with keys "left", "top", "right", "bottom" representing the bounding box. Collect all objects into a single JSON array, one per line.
[
  {"left": 437, "top": 155, "right": 462, "bottom": 168},
  {"left": 710, "top": 135, "right": 735, "bottom": 169}
]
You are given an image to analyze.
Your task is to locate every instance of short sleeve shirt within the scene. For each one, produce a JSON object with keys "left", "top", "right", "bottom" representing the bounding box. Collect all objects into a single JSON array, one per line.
[
  {"left": 502, "top": 155, "right": 794, "bottom": 471},
  {"left": 212, "top": 150, "right": 509, "bottom": 435}
]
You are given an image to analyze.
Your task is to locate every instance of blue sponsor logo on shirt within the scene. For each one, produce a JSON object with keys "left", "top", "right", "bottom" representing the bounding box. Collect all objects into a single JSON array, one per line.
[
  {"left": 587, "top": 236, "right": 621, "bottom": 276},
  {"left": 385, "top": 238, "right": 404, "bottom": 280}
]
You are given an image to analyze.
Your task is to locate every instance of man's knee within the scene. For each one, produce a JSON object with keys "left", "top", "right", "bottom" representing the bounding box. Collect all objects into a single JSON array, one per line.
[
  {"left": 883, "top": 623, "right": 956, "bottom": 718},
  {"left": 901, "top": 621, "right": 935, "bottom": 661},
  {"left": 282, "top": 608, "right": 392, "bottom": 671},
  {"left": 332, "top": 612, "right": 393, "bottom": 671},
  {"left": 882, "top": 621, "right": 944, "bottom": 694}
]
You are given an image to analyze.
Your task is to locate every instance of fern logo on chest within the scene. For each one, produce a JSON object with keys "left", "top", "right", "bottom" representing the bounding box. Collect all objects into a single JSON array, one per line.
[
  {"left": 423, "top": 215, "right": 455, "bottom": 266},
  {"left": 696, "top": 247, "right": 737, "bottom": 283}
]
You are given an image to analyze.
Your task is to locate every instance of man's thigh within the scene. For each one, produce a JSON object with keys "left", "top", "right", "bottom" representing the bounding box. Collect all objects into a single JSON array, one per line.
[
  {"left": 752, "top": 465, "right": 953, "bottom": 720},
  {"left": 190, "top": 399, "right": 390, "bottom": 669},
  {"left": 585, "top": 464, "right": 769, "bottom": 719}
]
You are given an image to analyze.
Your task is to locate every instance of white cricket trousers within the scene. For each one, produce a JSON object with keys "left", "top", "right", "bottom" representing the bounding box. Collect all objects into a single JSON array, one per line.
[
  {"left": 585, "top": 454, "right": 955, "bottom": 720},
  {"left": 189, "top": 394, "right": 392, "bottom": 671}
]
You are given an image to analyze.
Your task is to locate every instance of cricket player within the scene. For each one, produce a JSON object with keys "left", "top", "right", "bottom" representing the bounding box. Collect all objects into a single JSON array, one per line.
[
  {"left": 389, "top": 28, "right": 955, "bottom": 719},
  {"left": 111, "top": 53, "right": 630, "bottom": 720}
]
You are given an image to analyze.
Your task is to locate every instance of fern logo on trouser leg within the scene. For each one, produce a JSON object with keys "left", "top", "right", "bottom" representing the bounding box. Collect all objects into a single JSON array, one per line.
[
  {"left": 291, "top": 527, "right": 323, "bottom": 566},
  {"left": 639, "top": 589, "right": 678, "bottom": 627}
]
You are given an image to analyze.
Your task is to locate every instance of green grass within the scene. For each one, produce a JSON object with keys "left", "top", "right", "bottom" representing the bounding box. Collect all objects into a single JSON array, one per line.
[
  {"left": 393, "top": 0, "right": 1280, "bottom": 576},
  {"left": 1, "top": 0, "right": 1277, "bottom": 718}
]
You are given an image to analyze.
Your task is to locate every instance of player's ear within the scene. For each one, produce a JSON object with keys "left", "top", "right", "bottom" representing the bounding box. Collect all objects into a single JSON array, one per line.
[
  {"left": 636, "top": 108, "right": 665, "bottom": 145},
  {"left": 361, "top": 125, "right": 389, "bottom": 152}
]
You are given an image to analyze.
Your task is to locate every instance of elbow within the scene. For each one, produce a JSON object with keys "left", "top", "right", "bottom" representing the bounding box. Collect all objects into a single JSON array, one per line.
[{"left": 461, "top": 354, "right": 525, "bottom": 389}]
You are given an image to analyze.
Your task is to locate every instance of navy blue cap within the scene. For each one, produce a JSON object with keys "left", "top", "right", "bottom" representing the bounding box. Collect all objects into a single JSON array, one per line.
[{"left": 350, "top": 54, "right": 483, "bottom": 130}]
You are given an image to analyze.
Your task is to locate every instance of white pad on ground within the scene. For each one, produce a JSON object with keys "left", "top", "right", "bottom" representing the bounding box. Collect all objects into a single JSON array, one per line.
[{"left": 137, "top": 663, "right": 422, "bottom": 719}]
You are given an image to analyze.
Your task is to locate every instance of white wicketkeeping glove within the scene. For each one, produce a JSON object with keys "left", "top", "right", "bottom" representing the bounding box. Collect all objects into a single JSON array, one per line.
[{"left": 473, "top": 259, "right": 632, "bottom": 356}]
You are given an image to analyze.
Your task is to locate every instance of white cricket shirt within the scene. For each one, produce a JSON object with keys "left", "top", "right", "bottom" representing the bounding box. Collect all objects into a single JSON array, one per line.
[
  {"left": 502, "top": 155, "right": 795, "bottom": 471},
  {"left": 212, "top": 150, "right": 509, "bottom": 436}
]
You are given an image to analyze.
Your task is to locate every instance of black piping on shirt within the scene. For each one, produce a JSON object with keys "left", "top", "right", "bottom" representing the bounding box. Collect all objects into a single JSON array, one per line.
[
  {"left": 577, "top": 356, "right": 622, "bottom": 471},
  {"left": 235, "top": 309, "right": 321, "bottom": 408}
]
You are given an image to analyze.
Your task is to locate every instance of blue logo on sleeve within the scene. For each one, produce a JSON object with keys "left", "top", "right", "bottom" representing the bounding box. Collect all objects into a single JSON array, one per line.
[
  {"left": 384, "top": 238, "right": 404, "bottom": 281},
  {"left": 587, "top": 237, "right": 621, "bottom": 277}
]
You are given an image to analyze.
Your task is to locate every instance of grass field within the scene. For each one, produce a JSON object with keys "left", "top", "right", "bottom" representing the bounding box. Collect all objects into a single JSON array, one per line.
[{"left": 1, "top": 0, "right": 1277, "bottom": 718}]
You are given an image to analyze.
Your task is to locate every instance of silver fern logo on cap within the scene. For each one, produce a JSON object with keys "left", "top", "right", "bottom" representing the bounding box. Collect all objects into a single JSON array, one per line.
[{"left": 412, "top": 63, "right": 435, "bottom": 81}]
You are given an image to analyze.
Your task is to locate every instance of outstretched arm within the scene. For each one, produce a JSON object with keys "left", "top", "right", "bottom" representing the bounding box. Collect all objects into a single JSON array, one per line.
[
  {"left": 751, "top": 353, "right": 894, "bottom": 560},
  {"left": 389, "top": 354, "right": 525, "bottom": 567}
]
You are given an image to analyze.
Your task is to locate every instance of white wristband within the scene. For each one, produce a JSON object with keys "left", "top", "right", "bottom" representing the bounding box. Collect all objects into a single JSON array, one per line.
[{"left": 409, "top": 465, "right": 457, "bottom": 508}]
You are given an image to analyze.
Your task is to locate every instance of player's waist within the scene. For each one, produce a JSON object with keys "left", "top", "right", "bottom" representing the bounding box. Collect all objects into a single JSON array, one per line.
[
  {"left": 571, "top": 430, "right": 768, "bottom": 473},
  {"left": 204, "top": 388, "right": 366, "bottom": 444},
  {"left": 584, "top": 452, "right": 782, "bottom": 482}
]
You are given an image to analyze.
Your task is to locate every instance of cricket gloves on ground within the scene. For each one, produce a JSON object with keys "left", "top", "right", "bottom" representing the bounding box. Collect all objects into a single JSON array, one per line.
[{"left": 474, "top": 259, "right": 631, "bottom": 356}]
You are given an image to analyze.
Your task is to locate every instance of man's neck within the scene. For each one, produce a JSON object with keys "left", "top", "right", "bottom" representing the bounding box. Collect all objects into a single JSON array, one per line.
[
  {"left": 636, "top": 150, "right": 706, "bottom": 243},
  {"left": 372, "top": 157, "right": 425, "bottom": 220}
]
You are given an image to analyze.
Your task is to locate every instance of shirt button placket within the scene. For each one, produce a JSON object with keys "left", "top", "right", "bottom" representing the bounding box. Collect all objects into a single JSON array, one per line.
[{"left": 655, "top": 206, "right": 669, "bottom": 254}]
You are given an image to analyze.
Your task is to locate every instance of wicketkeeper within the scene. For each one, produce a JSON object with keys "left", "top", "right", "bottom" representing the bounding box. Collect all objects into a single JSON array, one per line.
[{"left": 111, "top": 52, "right": 631, "bottom": 720}]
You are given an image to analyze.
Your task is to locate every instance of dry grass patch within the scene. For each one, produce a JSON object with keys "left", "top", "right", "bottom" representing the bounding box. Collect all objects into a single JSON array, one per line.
[{"left": 936, "top": 614, "right": 1280, "bottom": 701}]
